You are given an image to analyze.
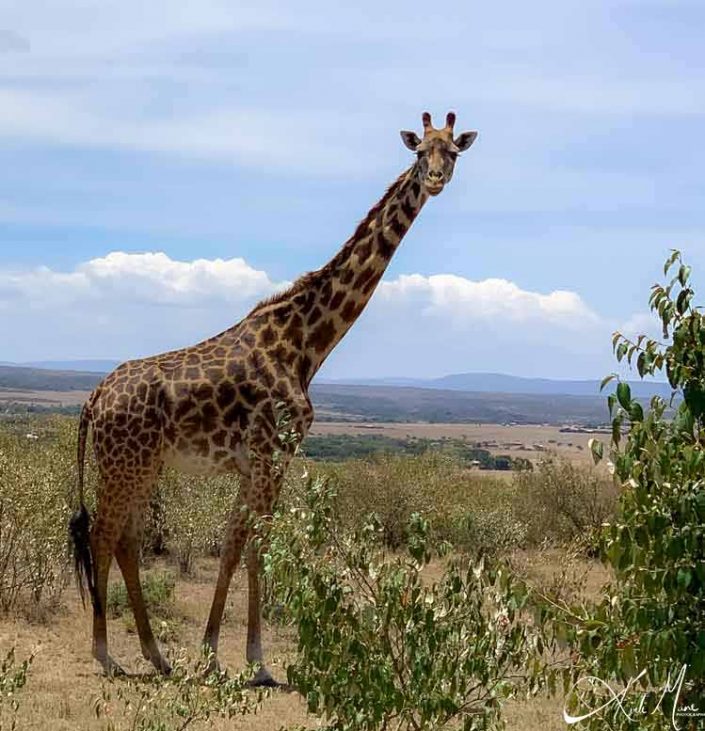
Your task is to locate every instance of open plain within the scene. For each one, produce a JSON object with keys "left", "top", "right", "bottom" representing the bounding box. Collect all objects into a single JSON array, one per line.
[{"left": 310, "top": 420, "right": 601, "bottom": 465}]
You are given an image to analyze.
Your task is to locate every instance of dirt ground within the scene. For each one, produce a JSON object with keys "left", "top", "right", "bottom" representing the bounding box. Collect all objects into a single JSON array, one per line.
[
  {"left": 0, "top": 559, "right": 310, "bottom": 730},
  {"left": 0, "top": 553, "right": 608, "bottom": 731},
  {"left": 0, "top": 389, "right": 91, "bottom": 407}
]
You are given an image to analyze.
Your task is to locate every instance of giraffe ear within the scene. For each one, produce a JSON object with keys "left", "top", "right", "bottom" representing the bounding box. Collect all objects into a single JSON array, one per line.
[
  {"left": 400, "top": 130, "right": 421, "bottom": 151},
  {"left": 453, "top": 131, "right": 478, "bottom": 152}
]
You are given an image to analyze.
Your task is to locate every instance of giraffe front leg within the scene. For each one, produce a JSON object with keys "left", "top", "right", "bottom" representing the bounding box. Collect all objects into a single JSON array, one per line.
[
  {"left": 243, "top": 453, "right": 284, "bottom": 687},
  {"left": 203, "top": 455, "right": 283, "bottom": 683},
  {"left": 245, "top": 540, "right": 279, "bottom": 687},
  {"left": 202, "top": 493, "right": 250, "bottom": 672}
]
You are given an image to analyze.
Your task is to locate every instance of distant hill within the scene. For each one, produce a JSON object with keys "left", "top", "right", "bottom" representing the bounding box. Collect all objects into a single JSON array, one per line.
[
  {"left": 0, "top": 364, "right": 672, "bottom": 425},
  {"left": 322, "top": 372, "right": 672, "bottom": 399},
  {"left": 3, "top": 362, "right": 671, "bottom": 400},
  {"left": 1, "top": 359, "right": 121, "bottom": 373},
  {"left": 0, "top": 365, "right": 104, "bottom": 392},
  {"left": 310, "top": 384, "right": 611, "bottom": 425}
]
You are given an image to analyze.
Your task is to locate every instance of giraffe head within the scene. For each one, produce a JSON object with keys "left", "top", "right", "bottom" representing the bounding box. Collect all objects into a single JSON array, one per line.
[{"left": 400, "top": 112, "right": 477, "bottom": 196}]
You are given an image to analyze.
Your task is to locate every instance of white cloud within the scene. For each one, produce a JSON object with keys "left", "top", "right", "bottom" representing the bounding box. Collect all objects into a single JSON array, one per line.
[
  {"left": 0, "top": 252, "right": 610, "bottom": 376},
  {"left": 618, "top": 311, "right": 663, "bottom": 341},
  {"left": 322, "top": 271, "right": 611, "bottom": 379},
  {"left": 0, "top": 251, "right": 287, "bottom": 309},
  {"left": 378, "top": 274, "right": 599, "bottom": 327},
  {"left": 0, "top": 251, "right": 289, "bottom": 362}
]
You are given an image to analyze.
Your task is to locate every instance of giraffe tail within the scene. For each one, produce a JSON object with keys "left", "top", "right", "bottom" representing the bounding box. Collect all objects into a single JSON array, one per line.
[{"left": 68, "top": 401, "right": 100, "bottom": 613}]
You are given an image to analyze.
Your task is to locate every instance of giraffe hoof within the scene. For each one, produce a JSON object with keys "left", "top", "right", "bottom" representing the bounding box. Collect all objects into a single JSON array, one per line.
[
  {"left": 101, "top": 657, "right": 126, "bottom": 677},
  {"left": 155, "top": 657, "right": 172, "bottom": 676},
  {"left": 203, "top": 657, "right": 221, "bottom": 677},
  {"left": 246, "top": 667, "right": 281, "bottom": 688}
]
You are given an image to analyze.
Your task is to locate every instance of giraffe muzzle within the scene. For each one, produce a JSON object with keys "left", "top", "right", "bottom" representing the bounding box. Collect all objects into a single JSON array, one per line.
[{"left": 425, "top": 170, "right": 445, "bottom": 195}]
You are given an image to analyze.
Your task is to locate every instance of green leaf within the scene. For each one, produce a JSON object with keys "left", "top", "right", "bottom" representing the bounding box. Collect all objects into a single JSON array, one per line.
[
  {"left": 678, "top": 264, "right": 692, "bottom": 286},
  {"left": 677, "top": 568, "right": 692, "bottom": 590},
  {"left": 664, "top": 249, "right": 680, "bottom": 275},
  {"left": 676, "top": 288, "right": 692, "bottom": 315},
  {"left": 588, "top": 438, "right": 604, "bottom": 464},
  {"left": 600, "top": 374, "right": 617, "bottom": 392},
  {"left": 616, "top": 382, "right": 632, "bottom": 410},
  {"left": 607, "top": 393, "right": 617, "bottom": 416},
  {"left": 684, "top": 383, "right": 705, "bottom": 419},
  {"left": 636, "top": 351, "right": 649, "bottom": 377}
]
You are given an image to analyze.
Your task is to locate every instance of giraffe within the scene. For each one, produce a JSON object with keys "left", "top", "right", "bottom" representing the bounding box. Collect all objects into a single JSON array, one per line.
[{"left": 69, "top": 111, "right": 478, "bottom": 682}]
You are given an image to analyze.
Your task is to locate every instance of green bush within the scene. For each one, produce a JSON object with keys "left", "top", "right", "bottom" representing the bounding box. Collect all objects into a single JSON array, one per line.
[
  {"left": 106, "top": 570, "right": 176, "bottom": 620},
  {"left": 315, "top": 452, "right": 513, "bottom": 550},
  {"left": 450, "top": 507, "right": 528, "bottom": 556},
  {"left": 542, "top": 251, "right": 705, "bottom": 729},
  {"left": 302, "top": 433, "right": 518, "bottom": 468},
  {"left": 94, "top": 650, "right": 267, "bottom": 730},
  {"left": 513, "top": 455, "right": 617, "bottom": 547},
  {"left": 158, "top": 470, "right": 239, "bottom": 575},
  {"left": 0, "top": 419, "right": 77, "bottom": 615},
  {"left": 0, "top": 648, "right": 32, "bottom": 731},
  {"left": 264, "top": 473, "right": 552, "bottom": 731}
]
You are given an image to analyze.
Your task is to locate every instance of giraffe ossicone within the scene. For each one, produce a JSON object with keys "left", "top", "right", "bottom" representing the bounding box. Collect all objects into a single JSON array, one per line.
[{"left": 69, "top": 112, "right": 478, "bottom": 680}]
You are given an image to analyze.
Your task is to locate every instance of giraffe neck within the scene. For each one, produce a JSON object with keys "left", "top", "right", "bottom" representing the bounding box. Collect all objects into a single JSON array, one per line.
[{"left": 296, "top": 163, "right": 428, "bottom": 382}]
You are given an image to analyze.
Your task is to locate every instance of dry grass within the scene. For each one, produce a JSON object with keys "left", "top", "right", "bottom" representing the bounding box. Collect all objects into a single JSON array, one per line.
[
  {"left": 0, "top": 559, "right": 310, "bottom": 730},
  {"left": 0, "top": 551, "right": 607, "bottom": 731}
]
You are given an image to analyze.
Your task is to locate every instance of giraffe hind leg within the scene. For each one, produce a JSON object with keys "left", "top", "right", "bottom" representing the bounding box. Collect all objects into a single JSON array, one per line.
[
  {"left": 90, "top": 509, "right": 127, "bottom": 676},
  {"left": 115, "top": 520, "right": 172, "bottom": 675}
]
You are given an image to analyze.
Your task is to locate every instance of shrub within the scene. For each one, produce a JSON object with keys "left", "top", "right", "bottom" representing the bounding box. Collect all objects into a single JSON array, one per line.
[
  {"left": 451, "top": 507, "right": 528, "bottom": 556},
  {"left": 0, "top": 648, "right": 32, "bottom": 731},
  {"left": 106, "top": 570, "right": 176, "bottom": 620},
  {"left": 513, "top": 455, "right": 617, "bottom": 547},
  {"left": 0, "top": 419, "right": 76, "bottom": 615},
  {"left": 158, "top": 470, "right": 239, "bottom": 575},
  {"left": 542, "top": 251, "right": 705, "bottom": 729},
  {"left": 315, "top": 452, "right": 513, "bottom": 550},
  {"left": 94, "top": 650, "right": 267, "bottom": 730},
  {"left": 264, "top": 473, "right": 553, "bottom": 731}
]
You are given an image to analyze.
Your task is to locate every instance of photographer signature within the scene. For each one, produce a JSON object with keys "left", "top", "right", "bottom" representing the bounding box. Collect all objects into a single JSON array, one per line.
[{"left": 563, "top": 664, "right": 704, "bottom": 729}]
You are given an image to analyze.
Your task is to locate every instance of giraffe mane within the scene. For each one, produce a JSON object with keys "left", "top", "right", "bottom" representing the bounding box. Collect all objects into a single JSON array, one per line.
[{"left": 249, "top": 166, "right": 415, "bottom": 315}]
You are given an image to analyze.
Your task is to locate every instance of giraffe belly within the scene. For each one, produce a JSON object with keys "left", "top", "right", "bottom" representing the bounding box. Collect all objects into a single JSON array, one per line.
[{"left": 163, "top": 442, "right": 251, "bottom": 477}]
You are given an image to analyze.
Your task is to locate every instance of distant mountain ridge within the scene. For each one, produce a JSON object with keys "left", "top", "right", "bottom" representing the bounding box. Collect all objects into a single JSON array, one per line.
[
  {"left": 0, "top": 365, "right": 104, "bottom": 392},
  {"left": 0, "top": 359, "right": 122, "bottom": 373},
  {"left": 321, "top": 372, "right": 673, "bottom": 399},
  {"left": 1, "top": 362, "right": 672, "bottom": 399},
  {"left": 0, "top": 364, "right": 673, "bottom": 424}
]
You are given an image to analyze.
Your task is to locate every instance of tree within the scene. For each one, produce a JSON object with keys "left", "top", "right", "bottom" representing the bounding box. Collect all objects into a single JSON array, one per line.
[{"left": 554, "top": 251, "right": 705, "bottom": 729}]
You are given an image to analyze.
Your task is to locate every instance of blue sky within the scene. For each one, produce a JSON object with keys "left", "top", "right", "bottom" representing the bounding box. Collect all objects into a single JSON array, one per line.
[{"left": 1, "top": 0, "right": 704, "bottom": 379}]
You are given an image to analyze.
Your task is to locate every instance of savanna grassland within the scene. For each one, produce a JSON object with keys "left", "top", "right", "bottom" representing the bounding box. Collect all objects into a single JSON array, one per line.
[{"left": 0, "top": 412, "right": 617, "bottom": 731}]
